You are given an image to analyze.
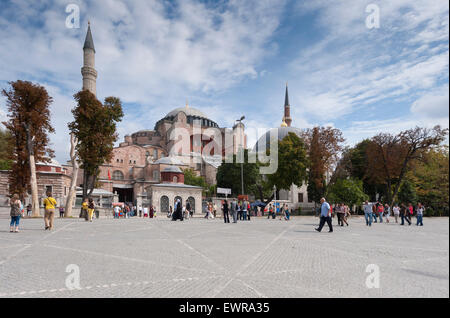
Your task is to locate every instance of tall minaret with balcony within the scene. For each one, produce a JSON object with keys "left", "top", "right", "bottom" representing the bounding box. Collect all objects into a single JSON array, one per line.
[
  {"left": 283, "top": 83, "right": 292, "bottom": 127},
  {"left": 81, "top": 22, "right": 97, "bottom": 96}
]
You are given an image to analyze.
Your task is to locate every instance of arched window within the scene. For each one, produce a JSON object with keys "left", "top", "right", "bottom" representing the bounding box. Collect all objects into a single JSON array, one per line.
[
  {"left": 153, "top": 170, "right": 159, "bottom": 181},
  {"left": 174, "top": 196, "right": 182, "bottom": 208},
  {"left": 112, "top": 170, "right": 124, "bottom": 180},
  {"left": 160, "top": 196, "right": 169, "bottom": 212},
  {"left": 173, "top": 176, "right": 178, "bottom": 183},
  {"left": 153, "top": 149, "right": 158, "bottom": 159},
  {"left": 187, "top": 196, "right": 195, "bottom": 213}
]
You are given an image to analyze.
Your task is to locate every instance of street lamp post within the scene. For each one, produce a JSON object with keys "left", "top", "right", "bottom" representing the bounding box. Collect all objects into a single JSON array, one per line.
[
  {"left": 236, "top": 116, "right": 245, "bottom": 196},
  {"left": 273, "top": 184, "right": 277, "bottom": 210}
]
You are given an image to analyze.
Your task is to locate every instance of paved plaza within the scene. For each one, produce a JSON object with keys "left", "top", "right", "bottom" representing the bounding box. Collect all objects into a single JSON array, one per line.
[{"left": 0, "top": 216, "right": 448, "bottom": 298}]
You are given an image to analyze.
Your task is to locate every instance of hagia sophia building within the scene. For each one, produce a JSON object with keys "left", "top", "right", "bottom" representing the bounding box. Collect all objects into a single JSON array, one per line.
[
  {"left": 0, "top": 23, "right": 315, "bottom": 216},
  {"left": 75, "top": 23, "right": 246, "bottom": 211}
]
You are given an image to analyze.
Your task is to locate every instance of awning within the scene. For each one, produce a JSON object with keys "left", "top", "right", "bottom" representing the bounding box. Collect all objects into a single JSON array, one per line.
[{"left": 112, "top": 184, "right": 134, "bottom": 189}]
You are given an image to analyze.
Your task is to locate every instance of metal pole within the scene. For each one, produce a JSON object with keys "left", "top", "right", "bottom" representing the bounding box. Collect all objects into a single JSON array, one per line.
[{"left": 241, "top": 160, "right": 244, "bottom": 195}]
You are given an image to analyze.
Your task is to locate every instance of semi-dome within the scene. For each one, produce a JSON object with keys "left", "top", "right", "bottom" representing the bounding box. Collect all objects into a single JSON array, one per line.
[
  {"left": 154, "top": 156, "right": 186, "bottom": 166},
  {"left": 253, "top": 126, "right": 303, "bottom": 153}
]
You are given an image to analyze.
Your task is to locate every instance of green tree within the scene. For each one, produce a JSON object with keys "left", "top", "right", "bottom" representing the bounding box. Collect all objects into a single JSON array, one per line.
[
  {"left": 216, "top": 149, "right": 266, "bottom": 198},
  {"left": 327, "top": 178, "right": 368, "bottom": 208},
  {"left": 266, "top": 132, "right": 309, "bottom": 192},
  {"left": 397, "top": 179, "right": 417, "bottom": 205},
  {"left": 183, "top": 168, "right": 214, "bottom": 196},
  {"left": 304, "top": 127, "right": 345, "bottom": 206},
  {"left": 366, "top": 126, "right": 448, "bottom": 206},
  {"left": 2, "top": 80, "right": 55, "bottom": 216},
  {"left": 335, "top": 140, "right": 385, "bottom": 201},
  {"left": 68, "top": 90, "right": 123, "bottom": 199},
  {"left": 408, "top": 147, "right": 449, "bottom": 215},
  {"left": 0, "top": 128, "right": 13, "bottom": 170}
]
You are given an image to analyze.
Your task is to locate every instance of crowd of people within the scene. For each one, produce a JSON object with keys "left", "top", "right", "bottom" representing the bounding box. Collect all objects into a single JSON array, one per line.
[
  {"left": 362, "top": 201, "right": 425, "bottom": 227},
  {"left": 7, "top": 190, "right": 429, "bottom": 234}
]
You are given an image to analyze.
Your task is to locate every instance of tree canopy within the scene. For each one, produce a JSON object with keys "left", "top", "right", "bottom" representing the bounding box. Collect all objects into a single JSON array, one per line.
[
  {"left": 2, "top": 80, "right": 54, "bottom": 197},
  {"left": 327, "top": 178, "right": 368, "bottom": 207},
  {"left": 366, "top": 125, "right": 448, "bottom": 205},
  {"left": 0, "top": 128, "right": 13, "bottom": 170},
  {"left": 68, "top": 90, "right": 123, "bottom": 199},
  {"left": 266, "top": 132, "right": 309, "bottom": 191}
]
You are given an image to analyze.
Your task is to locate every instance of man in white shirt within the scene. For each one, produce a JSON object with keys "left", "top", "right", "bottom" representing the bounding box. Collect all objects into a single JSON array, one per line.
[
  {"left": 113, "top": 206, "right": 120, "bottom": 219},
  {"left": 315, "top": 198, "right": 333, "bottom": 233},
  {"left": 416, "top": 203, "right": 425, "bottom": 226}
]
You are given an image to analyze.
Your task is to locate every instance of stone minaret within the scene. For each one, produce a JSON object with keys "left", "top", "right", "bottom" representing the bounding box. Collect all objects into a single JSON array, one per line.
[
  {"left": 283, "top": 83, "right": 292, "bottom": 127},
  {"left": 81, "top": 22, "right": 97, "bottom": 96}
]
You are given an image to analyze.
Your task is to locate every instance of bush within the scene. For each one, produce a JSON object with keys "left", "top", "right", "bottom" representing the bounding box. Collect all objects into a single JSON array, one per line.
[{"left": 425, "top": 207, "right": 434, "bottom": 217}]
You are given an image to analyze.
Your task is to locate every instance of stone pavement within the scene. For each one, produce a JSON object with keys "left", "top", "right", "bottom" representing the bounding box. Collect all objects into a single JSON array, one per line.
[{"left": 0, "top": 216, "right": 448, "bottom": 298}]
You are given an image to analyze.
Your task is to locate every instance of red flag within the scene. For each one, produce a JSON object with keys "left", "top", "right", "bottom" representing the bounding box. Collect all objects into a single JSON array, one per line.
[{"left": 108, "top": 170, "right": 111, "bottom": 180}]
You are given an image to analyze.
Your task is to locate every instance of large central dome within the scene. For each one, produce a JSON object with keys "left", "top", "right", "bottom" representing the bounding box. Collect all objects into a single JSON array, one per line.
[
  {"left": 164, "top": 107, "right": 208, "bottom": 119},
  {"left": 155, "top": 105, "right": 219, "bottom": 129}
]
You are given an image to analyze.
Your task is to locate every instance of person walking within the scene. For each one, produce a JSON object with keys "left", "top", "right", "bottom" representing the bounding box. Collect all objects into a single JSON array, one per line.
[
  {"left": 372, "top": 203, "right": 378, "bottom": 223},
  {"left": 26, "top": 204, "right": 32, "bottom": 217},
  {"left": 184, "top": 205, "right": 190, "bottom": 220},
  {"left": 377, "top": 203, "right": 384, "bottom": 223},
  {"left": 335, "top": 204, "right": 344, "bottom": 226},
  {"left": 149, "top": 205, "right": 154, "bottom": 219},
  {"left": 393, "top": 204, "right": 400, "bottom": 223},
  {"left": 285, "top": 206, "right": 291, "bottom": 221},
  {"left": 9, "top": 194, "right": 22, "bottom": 233},
  {"left": 81, "top": 198, "right": 89, "bottom": 221},
  {"left": 186, "top": 201, "right": 192, "bottom": 218},
  {"left": 315, "top": 198, "right": 333, "bottom": 233},
  {"left": 223, "top": 200, "right": 230, "bottom": 223},
  {"left": 341, "top": 204, "right": 349, "bottom": 226},
  {"left": 416, "top": 203, "right": 425, "bottom": 226},
  {"left": 230, "top": 200, "right": 238, "bottom": 223},
  {"left": 400, "top": 203, "right": 411, "bottom": 225},
  {"left": 213, "top": 203, "right": 217, "bottom": 218},
  {"left": 267, "top": 204, "right": 273, "bottom": 219},
  {"left": 242, "top": 201, "right": 248, "bottom": 221},
  {"left": 173, "top": 199, "right": 183, "bottom": 221},
  {"left": 113, "top": 205, "right": 120, "bottom": 219},
  {"left": 363, "top": 201, "right": 373, "bottom": 226},
  {"left": 58, "top": 206, "right": 65, "bottom": 218},
  {"left": 43, "top": 191, "right": 57, "bottom": 230},
  {"left": 407, "top": 203, "right": 414, "bottom": 224},
  {"left": 87, "top": 197, "right": 95, "bottom": 222},
  {"left": 384, "top": 204, "right": 391, "bottom": 223}
]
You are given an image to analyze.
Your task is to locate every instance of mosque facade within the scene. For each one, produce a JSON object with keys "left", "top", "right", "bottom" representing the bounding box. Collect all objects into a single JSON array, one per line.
[{"left": 74, "top": 24, "right": 245, "bottom": 212}]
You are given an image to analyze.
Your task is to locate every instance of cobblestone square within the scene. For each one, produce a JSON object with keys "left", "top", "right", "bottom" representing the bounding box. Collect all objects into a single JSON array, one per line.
[{"left": 0, "top": 216, "right": 448, "bottom": 298}]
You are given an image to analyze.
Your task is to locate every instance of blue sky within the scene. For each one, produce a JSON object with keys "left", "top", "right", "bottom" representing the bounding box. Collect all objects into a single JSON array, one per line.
[{"left": 0, "top": 0, "right": 448, "bottom": 164}]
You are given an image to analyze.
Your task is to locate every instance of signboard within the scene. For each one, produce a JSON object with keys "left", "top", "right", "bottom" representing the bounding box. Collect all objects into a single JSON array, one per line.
[{"left": 217, "top": 188, "right": 232, "bottom": 195}]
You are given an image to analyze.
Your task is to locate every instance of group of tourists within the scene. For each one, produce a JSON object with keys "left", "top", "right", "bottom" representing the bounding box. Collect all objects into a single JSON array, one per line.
[
  {"left": 363, "top": 201, "right": 425, "bottom": 227},
  {"left": 8, "top": 190, "right": 59, "bottom": 232},
  {"left": 265, "top": 203, "right": 291, "bottom": 221},
  {"left": 6, "top": 190, "right": 429, "bottom": 234},
  {"left": 80, "top": 197, "right": 96, "bottom": 222},
  {"left": 170, "top": 199, "right": 193, "bottom": 221},
  {"left": 113, "top": 205, "right": 154, "bottom": 219}
]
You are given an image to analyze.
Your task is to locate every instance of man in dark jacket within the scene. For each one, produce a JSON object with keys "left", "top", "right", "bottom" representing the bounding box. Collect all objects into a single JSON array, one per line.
[{"left": 223, "top": 200, "right": 230, "bottom": 223}]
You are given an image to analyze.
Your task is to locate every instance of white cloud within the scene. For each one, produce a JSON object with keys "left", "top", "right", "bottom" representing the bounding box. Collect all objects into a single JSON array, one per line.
[
  {"left": 288, "top": 0, "right": 449, "bottom": 121},
  {"left": 0, "top": 0, "right": 286, "bottom": 162},
  {"left": 411, "top": 86, "right": 449, "bottom": 119}
]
